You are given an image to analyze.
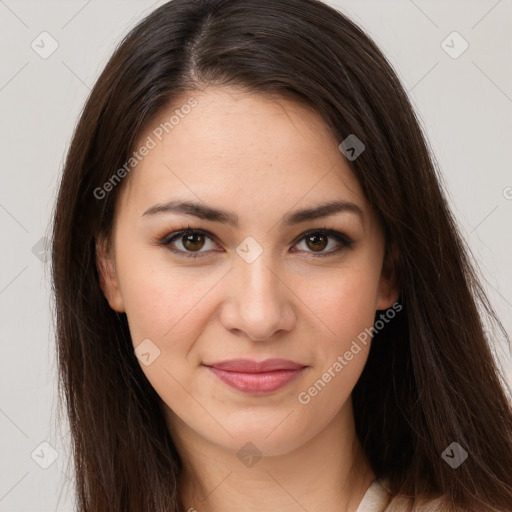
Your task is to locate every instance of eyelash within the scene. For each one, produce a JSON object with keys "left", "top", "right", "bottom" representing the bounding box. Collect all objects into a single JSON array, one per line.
[{"left": 157, "top": 224, "right": 354, "bottom": 260}]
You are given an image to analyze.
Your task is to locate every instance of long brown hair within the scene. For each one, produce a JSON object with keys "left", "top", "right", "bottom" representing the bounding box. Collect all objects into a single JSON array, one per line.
[{"left": 50, "top": 0, "right": 512, "bottom": 510}]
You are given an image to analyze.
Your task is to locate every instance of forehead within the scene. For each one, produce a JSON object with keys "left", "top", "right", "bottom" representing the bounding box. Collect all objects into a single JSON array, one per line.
[{"left": 118, "top": 87, "right": 369, "bottom": 226}]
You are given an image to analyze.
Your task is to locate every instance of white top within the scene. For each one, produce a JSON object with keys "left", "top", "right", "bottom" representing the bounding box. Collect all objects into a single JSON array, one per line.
[{"left": 356, "top": 478, "right": 446, "bottom": 512}]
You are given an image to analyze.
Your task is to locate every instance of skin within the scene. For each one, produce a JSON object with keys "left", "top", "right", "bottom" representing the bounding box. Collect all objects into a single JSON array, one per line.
[{"left": 96, "top": 86, "right": 399, "bottom": 512}]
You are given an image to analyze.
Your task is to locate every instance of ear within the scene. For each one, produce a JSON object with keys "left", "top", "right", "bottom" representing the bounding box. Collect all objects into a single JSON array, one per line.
[
  {"left": 95, "top": 236, "right": 125, "bottom": 313},
  {"left": 376, "top": 243, "right": 400, "bottom": 310}
]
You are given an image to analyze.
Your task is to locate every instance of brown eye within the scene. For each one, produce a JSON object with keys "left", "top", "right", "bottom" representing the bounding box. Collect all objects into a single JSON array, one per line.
[
  {"left": 305, "top": 232, "right": 328, "bottom": 252},
  {"left": 182, "top": 232, "right": 206, "bottom": 252},
  {"left": 161, "top": 228, "right": 218, "bottom": 259},
  {"left": 293, "top": 229, "right": 353, "bottom": 257}
]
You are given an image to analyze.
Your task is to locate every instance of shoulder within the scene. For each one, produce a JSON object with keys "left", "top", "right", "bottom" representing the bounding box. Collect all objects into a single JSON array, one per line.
[{"left": 357, "top": 478, "right": 450, "bottom": 512}]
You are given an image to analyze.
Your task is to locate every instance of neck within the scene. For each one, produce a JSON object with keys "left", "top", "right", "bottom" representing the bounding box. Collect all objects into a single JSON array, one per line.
[{"left": 165, "top": 398, "right": 375, "bottom": 512}]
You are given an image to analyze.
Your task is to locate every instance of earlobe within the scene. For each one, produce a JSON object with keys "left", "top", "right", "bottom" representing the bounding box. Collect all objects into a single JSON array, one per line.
[
  {"left": 95, "top": 236, "right": 125, "bottom": 313},
  {"left": 376, "top": 243, "right": 400, "bottom": 310}
]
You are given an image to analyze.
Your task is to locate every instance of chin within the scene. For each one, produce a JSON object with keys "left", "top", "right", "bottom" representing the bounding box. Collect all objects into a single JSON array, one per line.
[{"left": 202, "top": 414, "right": 311, "bottom": 459}]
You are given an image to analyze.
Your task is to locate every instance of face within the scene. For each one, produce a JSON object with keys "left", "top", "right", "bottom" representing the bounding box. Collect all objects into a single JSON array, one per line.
[{"left": 96, "top": 86, "right": 398, "bottom": 459}]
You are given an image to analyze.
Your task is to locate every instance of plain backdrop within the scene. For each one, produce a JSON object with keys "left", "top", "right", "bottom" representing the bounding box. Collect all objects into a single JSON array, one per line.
[{"left": 0, "top": 1, "right": 511, "bottom": 510}]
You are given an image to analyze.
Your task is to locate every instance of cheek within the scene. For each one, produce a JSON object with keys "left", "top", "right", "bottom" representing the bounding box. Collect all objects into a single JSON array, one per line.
[
  {"left": 115, "top": 253, "right": 222, "bottom": 426},
  {"left": 298, "top": 261, "right": 381, "bottom": 344},
  {"left": 117, "top": 248, "right": 222, "bottom": 348},
  {"left": 292, "top": 263, "right": 379, "bottom": 405}
]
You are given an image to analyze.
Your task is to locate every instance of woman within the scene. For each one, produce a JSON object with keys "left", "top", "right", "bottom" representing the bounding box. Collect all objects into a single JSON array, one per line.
[{"left": 50, "top": 0, "right": 512, "bottom": 510}]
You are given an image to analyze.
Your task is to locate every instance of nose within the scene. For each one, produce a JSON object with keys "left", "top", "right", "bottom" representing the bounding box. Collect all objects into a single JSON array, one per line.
[{"left": 219, "top": 250, "right": 296, "bottom": 342}]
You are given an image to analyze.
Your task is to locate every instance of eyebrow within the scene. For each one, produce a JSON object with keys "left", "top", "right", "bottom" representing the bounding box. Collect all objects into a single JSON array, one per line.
[{"left": 141, "top": 199, "right": 364, "bottom": 227}]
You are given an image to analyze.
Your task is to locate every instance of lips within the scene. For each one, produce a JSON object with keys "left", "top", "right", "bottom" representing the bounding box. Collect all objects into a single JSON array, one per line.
[
  {"left": 204, "top": 358, "right": 305, "bottom": 372},
  {"left": 202, "top": 358, "right": 307, "bottom": 395}
]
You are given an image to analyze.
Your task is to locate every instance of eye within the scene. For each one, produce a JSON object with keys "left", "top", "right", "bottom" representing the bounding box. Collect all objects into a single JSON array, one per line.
[
  {"left": 158, "top": 226, "right": 353, "bottom": 259},
  {"left": 159, "top": 226, "right": 219, "bottom": 259},
  {"left": 292, "top": 229, "right": 353, "bottom": 257}
]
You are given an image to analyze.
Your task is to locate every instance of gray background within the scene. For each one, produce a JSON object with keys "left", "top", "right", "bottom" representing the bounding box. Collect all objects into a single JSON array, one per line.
[{"left": 0, "top": 0, "right": 511, "bottom": 510}]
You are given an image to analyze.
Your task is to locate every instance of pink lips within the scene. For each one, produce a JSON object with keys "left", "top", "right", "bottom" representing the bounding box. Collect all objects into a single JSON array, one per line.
[{"left": 203, "top": 358, "right": 307, "bottom": 395}]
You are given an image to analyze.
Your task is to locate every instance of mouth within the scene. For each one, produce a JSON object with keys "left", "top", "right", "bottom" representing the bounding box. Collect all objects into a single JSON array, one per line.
[{"left": 202, "top": 358, "right": 308, "bottom": 395}]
